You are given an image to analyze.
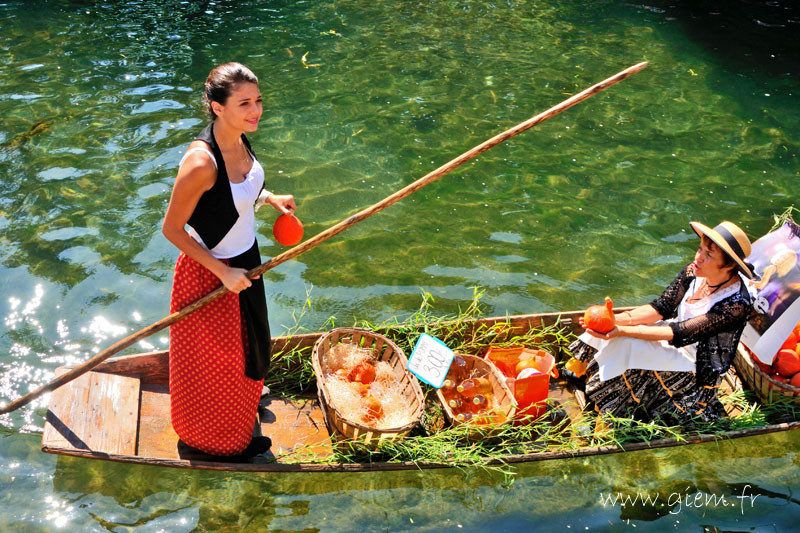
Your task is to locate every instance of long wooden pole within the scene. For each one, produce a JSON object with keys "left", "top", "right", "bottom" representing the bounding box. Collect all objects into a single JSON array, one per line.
[{"left": 0, "top": 61, "right": 647, "bottom": 415}]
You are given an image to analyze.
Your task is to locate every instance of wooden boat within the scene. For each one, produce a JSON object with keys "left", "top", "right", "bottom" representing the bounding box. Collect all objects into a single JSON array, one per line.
[{"left": 41, "top": 310, "right": 800, "bottom": 472}]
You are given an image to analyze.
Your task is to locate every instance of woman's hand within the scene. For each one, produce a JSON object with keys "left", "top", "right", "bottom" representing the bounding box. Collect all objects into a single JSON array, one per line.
[
  {"left": 268, "top": 194, "right": 296, "bottom": 215},
  {"left": 584, "top": 327, "right": 622, "bottom": 340},
  {"left": 579, "top": 315, "right": 622, "bottom": 339},
  {"left": 219, "top": 265, "right": 260, "bottom": 293}
]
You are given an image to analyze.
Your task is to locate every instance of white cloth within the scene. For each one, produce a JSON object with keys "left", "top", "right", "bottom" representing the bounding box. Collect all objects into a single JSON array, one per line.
[
  {"left": 585, "top": 277, "right": 743, "bottom": 381},
  {"left": 179, "top": 148, "right": 265, "bottom": 259}
]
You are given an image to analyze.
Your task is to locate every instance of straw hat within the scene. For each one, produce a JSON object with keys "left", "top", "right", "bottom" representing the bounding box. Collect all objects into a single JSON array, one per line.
[{"left": 690, "top": 221, "right": 754, "bottom": 279}]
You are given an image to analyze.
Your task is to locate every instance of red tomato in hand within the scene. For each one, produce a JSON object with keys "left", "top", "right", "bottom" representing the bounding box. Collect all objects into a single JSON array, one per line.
[
  {"left": 584, "top": 297, "right": 616, "bottom": 333},
  {"left": 273, "top": 214, "right": 304, "bottom": 246}
]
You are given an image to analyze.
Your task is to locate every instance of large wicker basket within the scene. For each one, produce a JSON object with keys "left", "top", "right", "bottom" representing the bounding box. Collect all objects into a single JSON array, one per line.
[
  {"left": 733, "top": 343, "right": 800, "bottom": 404},
  {"left": 312, "top": 328, "right": 425, "bottom": 446},
  {"left": 436, "top": 353, "right": 516, "bottom": 435}
]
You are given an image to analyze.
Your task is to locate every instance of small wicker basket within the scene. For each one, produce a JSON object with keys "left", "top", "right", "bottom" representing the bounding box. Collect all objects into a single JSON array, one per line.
[
  {"left": 312, "top": 328, "right": 424, "bottom": 446},
  {"left": 436, "top": 353, "right": 516, "bottom": 435},
  {"left": 733, "top": 343, "right": 800, "bottom": 404}
]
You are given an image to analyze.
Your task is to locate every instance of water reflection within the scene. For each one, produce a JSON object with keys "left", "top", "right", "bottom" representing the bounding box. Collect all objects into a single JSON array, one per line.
[
  {"left": 82, "top": 315, "right": 127, "bottom": 351},
  {"left": 0, "top": 0, "right": 254, "bottom": 290},
  {"left": 43, "top": 494, "right": 72, "bottom": 529},
  {"left": 2, "top": 0, "right": 796, "bottom": 315},
  {"left": 0, "top": 282, "right": 135, "bottom": 430},
  {"left": 647, "top": 0, "right": 800, "bottom": 78},
  {"left": 5, "top": 284, "right": 44, "bottom": 333},
  {"left": 39, "top": 431, "right": 800, "bottom": 531}
]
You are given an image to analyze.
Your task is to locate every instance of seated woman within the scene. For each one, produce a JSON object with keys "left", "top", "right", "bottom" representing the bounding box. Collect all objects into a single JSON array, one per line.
[{"left": 568, "top": 221, "right": 754, "bottom": 423}]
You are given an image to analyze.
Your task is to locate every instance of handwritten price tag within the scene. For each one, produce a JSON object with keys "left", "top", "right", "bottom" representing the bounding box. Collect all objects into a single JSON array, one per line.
[{"left": 407, "top": 333, "right": 454, "bottom": 388}]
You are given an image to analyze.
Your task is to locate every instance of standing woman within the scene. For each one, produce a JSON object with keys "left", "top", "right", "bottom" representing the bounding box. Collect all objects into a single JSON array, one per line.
[{"left": 162, "top": 63, "right": 295, "bottom": 457}]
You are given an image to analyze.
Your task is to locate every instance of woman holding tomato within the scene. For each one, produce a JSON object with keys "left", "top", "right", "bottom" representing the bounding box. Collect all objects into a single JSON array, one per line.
[
  {"left": 568, "top": 221, "right": 754, "bottom": 423},
  {"left": 162, "top": 62, "right": 296, "bottom": 457}
]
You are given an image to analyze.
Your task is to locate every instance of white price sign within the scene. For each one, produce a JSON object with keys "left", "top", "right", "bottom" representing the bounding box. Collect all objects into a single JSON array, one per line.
[{"left": 407, "top": 333, "right": 454, "bottom": 388}]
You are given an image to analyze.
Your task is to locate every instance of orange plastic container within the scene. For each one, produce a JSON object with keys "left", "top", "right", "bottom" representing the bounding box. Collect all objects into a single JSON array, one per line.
[
  {"left": 483, "top": 346, "right": 522, "bottom": 377},
  {"left": 485, "top": 346, "right": 558, "bottom": 424}
]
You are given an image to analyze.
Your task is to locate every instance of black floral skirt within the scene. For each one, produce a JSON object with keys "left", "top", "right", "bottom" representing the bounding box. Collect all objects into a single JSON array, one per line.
[{"left": 569, "top": 339, "right": 727, "bottom": 423}]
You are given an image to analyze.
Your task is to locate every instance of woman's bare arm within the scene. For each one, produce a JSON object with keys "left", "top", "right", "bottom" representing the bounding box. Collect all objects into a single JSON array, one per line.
[
  {"left": 584, "top": 304, "right": 673, "bottom": 341},
  {"left": 162, "top": 148, "right": 257, "bottom": 293},
  {"left": 587, "top": 324, "right": 674, "bottom": 342},
  {"left": 614, "top": 304, "right": 664, "bottom": 326}
]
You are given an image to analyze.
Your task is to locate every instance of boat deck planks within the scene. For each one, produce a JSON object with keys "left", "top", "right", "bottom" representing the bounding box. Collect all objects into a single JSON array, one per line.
[
  {"left": 259, "top": 397, "right": 334, "bottom": 461},
  {"left": 137, "top": 383, "right": 180, "bottom": 460},
  {"left": 42, "top": 369, "right": 139, "bottom": 456},
  {"left": 42, "top": 375, "right": 337, "bottom": 467}
]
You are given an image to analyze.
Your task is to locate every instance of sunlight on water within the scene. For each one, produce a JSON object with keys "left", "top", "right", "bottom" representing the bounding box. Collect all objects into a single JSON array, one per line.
[
  {"left": 83, "top": 315, "right": 128, "bottom": 352},
  {"left": 44, "top": 495, "right": 72, "bottom": 529},
  {"left": 5, "top": 284, "right": 44, "bottom": 333}
]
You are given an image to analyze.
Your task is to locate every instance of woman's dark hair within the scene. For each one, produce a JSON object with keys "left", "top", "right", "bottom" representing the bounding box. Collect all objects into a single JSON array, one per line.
[{"left": 204, "top": 63, "right": 258, "bottom": 120}]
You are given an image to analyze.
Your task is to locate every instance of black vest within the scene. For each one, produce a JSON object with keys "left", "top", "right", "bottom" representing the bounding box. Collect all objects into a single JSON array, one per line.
[
  {"left": 185, "top": 124, "right": 271, "bottom": 380},
  {"left": 187, "top": 123, "right": 260, "bottom": 250}
]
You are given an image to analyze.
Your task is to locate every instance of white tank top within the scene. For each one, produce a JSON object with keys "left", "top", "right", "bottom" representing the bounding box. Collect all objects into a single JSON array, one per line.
[
  {"left": 677, "top": 275, "right": 743, "bottom": 322},
  {"left": 179, "top": 147, "right": 265, "bottom": 259}
]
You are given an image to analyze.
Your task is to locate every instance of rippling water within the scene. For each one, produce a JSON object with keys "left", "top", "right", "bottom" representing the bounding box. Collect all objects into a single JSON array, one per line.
[{"left": 1, "top": 0, "right": 799, "bottom": 530}]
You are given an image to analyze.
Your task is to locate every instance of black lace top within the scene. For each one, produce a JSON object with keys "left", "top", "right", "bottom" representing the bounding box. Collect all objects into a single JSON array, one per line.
[{"left": 649, "top": 264, "right": 752, "bottom": 386}]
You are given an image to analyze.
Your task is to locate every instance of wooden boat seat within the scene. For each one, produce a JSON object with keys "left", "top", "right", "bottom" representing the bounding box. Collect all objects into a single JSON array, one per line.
[
  {"left": 42, "top": 369, "right": 140, "bottom": 456},
  {"left": 43, "top": 366, "right": 334, "bottom": 466}
]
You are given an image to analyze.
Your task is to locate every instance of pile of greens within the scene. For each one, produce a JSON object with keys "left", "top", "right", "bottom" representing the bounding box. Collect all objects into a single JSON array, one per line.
[{"left": 264, "top": 287, "right": 799, "bottom": 474}]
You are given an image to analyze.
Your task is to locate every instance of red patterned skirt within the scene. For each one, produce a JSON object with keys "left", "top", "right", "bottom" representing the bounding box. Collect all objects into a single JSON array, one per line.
[{"left": 169, "top": 252, "right": 263, "bottom": 455}]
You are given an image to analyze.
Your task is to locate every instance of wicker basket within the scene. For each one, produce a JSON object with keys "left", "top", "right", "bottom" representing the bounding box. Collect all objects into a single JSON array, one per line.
[
  {"left": 312, "top": 328, "right": 424, "bottom": 446},
  {"left": 733, "top": 343, "right": 800, "bottom": 404},
  {"left": 436, "top": 353, "right": 516, "bottom": 434}
]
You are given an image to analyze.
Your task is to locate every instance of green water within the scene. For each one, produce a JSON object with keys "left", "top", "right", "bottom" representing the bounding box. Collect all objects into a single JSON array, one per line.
[{"left": 1, "top": 0, "right": 799, "bottom": 530}]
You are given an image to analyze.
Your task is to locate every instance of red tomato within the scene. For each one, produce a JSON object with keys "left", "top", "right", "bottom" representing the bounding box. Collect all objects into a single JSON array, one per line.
[
  {"left": 273, "top": 214, "right": 304, "bottom": 246},
  {"left": 773, "top": 349, "right": 800, "bottom": 378},
  {"left": 584, "top": 297, "right": 615, "bottom": 334},
  {"left": 752, "top": 354, "right": 773, "bottom": 375},
  {"left": 362, "top": 395, "right": 383, "bottom": 421},
  {"left": 780, "top": 331, "right": 799, "bottom": 352},
  {"left": 349, "top": 362, "right": 377, "bottom": 384}
]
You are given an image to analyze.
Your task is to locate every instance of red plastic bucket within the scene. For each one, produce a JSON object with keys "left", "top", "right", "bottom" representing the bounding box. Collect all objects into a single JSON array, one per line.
[{"left": 484, "top": 347, "right": 557, "bottom": 424}]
